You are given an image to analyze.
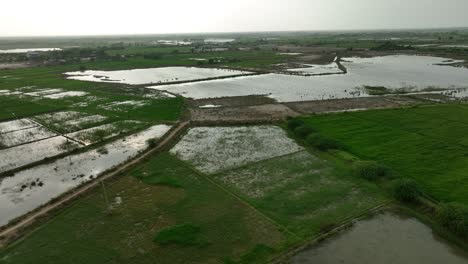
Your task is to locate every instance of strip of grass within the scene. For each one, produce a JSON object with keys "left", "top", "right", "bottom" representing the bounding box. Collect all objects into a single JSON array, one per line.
[
  {"left": 0, "top": 153, "right": 284, "bottom": 264},
  {"left": 300, "top": 104, "right": 468, "bottom": 204}
]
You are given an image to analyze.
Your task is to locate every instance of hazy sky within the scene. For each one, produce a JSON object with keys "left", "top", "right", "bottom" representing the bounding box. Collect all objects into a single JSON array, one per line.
[{"left": 1, "top": 0, "right": 468, "bottom": 36}]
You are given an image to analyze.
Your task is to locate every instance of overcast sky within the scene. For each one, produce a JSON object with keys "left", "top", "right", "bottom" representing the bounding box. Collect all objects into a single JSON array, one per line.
[{"left": 1, "top": 0, "right": 467, "bottom": 36}]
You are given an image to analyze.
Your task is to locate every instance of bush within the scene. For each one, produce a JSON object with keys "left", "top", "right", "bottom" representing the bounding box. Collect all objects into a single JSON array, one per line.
[
  {"left": 147, "top": 138, "right": 157, "bottom": 148},
  {"left": 306, "top": 134, "right": 341, "bottom": 151},
  {"left": 354, "top": 161, "right": 388, "bottom": 181},
  {"left": 154, "top": 224, "right": 208, "bottom": 247},
  {"left": 294, "top": 125, "right": 315, "bottom": 138},
  {"left": 392, "top": 178, "right": 421, "bottom": 202},
  {"left": 287, "top": 119, "right": 304, "bottom": 130},
  {"left": 437, "top": 203, "right": 468, "bottom": 238}
]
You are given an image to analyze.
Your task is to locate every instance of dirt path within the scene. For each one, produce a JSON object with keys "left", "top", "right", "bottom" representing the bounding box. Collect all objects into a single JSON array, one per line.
[{"left": 0, "top": 121, "right": 189, "bottom": 246}]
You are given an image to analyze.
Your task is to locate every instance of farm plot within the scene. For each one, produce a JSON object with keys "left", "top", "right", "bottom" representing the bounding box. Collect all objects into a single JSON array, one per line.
[
  {"left": 0, "top": 125, "right": 172, "bottom": 226},
  {"left": 0, "top": 126, "right": 56, "bottom": 148},
  {"left": 42, "top": 91, "right": 89, "bottom": 99},
  {"left": 0, "top": 119, "right": 37, "bottom": 134},
  {"left": 66, "top": 120, "right": 145, "bottom": 145},
  {"left": 0, "top": 136, "right": 80, "bottom": 173},
  {"left": 65, "top": 67, "right": 251, "bottom": 85},
  {"left": 300, "top": 104, "right": 468, "bottom": 204},
  {"left": 98, "top": 100, "right": 150, "bottom": 111},
  {"left": 33, "top": 111, "right": 87, "bottom": 126},
  {"left": 0, "top": 153, "right": 284, "bottom": 264},
  {"left": 215, "top": 151, "right": 386, "bottom": 237},
  {"left": 23, "top": 88, "right": 64, "bottom": 97},
  {"left": 42, "top": 114, "right": 109, "bottom": 134},
  {"left": 170, "top": 126, "right": 303, "bottom": 174}
]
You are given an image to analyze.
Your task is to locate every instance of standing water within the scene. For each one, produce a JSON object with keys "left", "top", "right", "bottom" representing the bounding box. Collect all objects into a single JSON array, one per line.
[{"left": 291, "top": 212, "right": 468, "bottom": 264}]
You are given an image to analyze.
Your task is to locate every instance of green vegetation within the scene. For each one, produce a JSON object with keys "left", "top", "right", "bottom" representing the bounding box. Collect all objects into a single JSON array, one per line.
[
  {"left": 300, "top": 104, "right": 468, "bottom": 204},
  {"left": 437, "top": 203, "right": 468, "bottom": 239},
  {"left": 154, "top": 224, "right": 208, "bottom": 247},
  {"left": 214, "top": 151, "right": 386, "bottom": 238},
  {"left": 353, "top": 161, "right": 389, "bottom": 181},
  {"left": 0, "top": 153, "right": 284, "bottom": 264},
  {"left": 305, "top": 134, "right": 341, "bottom": 151},
  {"left": 392, "top": 178, "right": 422, "bottom": 203}
]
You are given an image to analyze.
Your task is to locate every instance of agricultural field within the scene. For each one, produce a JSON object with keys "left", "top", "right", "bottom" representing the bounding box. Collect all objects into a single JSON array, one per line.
[
  {"left": 170, "top": 126, "right": 304, "bottom": 174},
  {"left": 1, "top": 29, "right": 468, "bottom": 264},
  {"left": 0, "top": 153, "right": 285, "bottom": 264},
  {"left": 300, "top": 104, "right": 468, "bottom": 204},
  {"left": 0, "top": 125, "right": 171, "bottom": 226}
]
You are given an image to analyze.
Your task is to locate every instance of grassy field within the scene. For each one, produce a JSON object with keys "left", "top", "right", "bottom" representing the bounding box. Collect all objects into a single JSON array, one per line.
[
  {"left": 213, "top": 150, "right": 386, "bottom": 239},
  {"left": 300, "top": 104, "right": 468, "bottom": 204},
  {"left": 0, "top": 153, "right": 285, "bottom": 264}
]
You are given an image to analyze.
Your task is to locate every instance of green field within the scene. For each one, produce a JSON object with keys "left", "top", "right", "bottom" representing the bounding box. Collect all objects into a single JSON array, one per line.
[
  {"left": 300, "top": 104, "right": 468, "bottom": 204},
  {"left": 0, "top": 139, "right": 387, "bottom": 264},
  {"left": 0, "top": 154, "right": 285, "bottom": 264},
  {"left": 213, "top": 151, "right": 386, "bottom": 238}
]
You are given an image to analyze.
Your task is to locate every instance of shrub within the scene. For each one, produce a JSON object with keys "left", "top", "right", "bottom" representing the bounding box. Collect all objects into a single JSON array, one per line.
[
  {"left": 154, "top": 224, "right": 208, "bottom": 247},
  {"left": 437, "top": 203, "right": 468, "bottom": 238},
  {"left": 354, "top": 161, "right": 388, "bottom": 181},
  {"left": 392, "top": 178, "right": 421, "bottom": 202},
  {"left": 294, "top": 125, "right": 315, "bottom": 138},
  {"left": 147, "top": 138, "right": 157, "bottom": 148},
  {"left": 306, "top": 134, "right": 341, "bottom": 151},
  {"left": 287, "top": 119, "right": 304, "bottom": 130}
]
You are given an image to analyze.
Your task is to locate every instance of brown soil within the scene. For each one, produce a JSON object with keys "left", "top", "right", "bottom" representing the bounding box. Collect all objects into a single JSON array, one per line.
[
  {"left": 286, "top": 97, "right": 412, "bottom": 114},
  {"left": 189, "top": 95, "right": 276, "bottom": 108},
  {"left": 190, "top": 104, "right": 300, "bottom": 123}
]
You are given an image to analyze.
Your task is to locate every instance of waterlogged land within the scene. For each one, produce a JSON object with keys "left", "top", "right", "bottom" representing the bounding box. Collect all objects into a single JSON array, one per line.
[
  {"left": 0, "top": 125, "right": 171, "bottom": 226},
  {"left": 1, "top": 32, "right": 468, "bottom": 264},
  {"left": 151, "top": 55, "right": 468, "bottom": 102}
]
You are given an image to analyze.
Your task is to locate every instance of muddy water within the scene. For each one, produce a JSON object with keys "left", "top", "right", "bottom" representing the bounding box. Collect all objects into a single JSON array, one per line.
[
  {"left": 291, "top": 212, "right": 468, "bottom": 264},
  {"left": 65, "top": 67, "right": 250, "bottom": 85},
  {"left": 153, "top": 55, "right": 468, "bottom": 102}
]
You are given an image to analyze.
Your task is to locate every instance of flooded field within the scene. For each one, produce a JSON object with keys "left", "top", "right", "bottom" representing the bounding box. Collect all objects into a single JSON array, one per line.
[
  {"left": 0, "top": 126, "right": 56, "bottom": 147},
  {"left": 290, "top": 212, "right": 468, "bottom": 264},
  {"left": 152, "top": 55, "right": 468, "bottom": 102},
  {"left": 0, "top": 125, "right": 171, "bottom": 227},
  {"left": 204, "top": 38, "right": 235, "bottom": 43},
  {"left": 66, "top": 120, "right": 144, "bottom": 145},
  {"left": 171, "top": 126, "right": 303, "bottom": 174},
  {"left": 0, "top": 48, "right": 61, "bottom": 54},
  {"left": 0, "top": 136, "right": 80, "bottom": 173},
  {"left": 65, "top": 67, "right": 250, "bottom": 85},
  {"left": 0, "top": 87, "right": 88, "bottom": 100},
  {"left": 288, "top": 62, "right": 343, "bottom": 75}
]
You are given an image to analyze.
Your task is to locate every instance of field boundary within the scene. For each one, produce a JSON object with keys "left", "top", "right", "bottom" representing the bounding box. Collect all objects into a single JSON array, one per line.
[{"left": 0, "top": 121, "right": 190, "bottom": 247}]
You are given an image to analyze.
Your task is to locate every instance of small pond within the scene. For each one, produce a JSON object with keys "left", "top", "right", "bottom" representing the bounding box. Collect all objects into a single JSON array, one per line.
[{"left": 290, "top": 212, "right": 468, "bottom": 264}]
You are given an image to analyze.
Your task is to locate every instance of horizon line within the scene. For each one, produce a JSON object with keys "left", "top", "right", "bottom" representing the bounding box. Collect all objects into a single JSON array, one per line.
[{"left": 1, "top": 26, "right": 468, "bottom": 39}]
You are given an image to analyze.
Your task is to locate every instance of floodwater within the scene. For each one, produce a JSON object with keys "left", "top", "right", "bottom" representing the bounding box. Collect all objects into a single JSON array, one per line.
[
  {"left": 0, "top": 125, "right": 171, "bottom": 227},
  {"left": 288, "top": 62, "right": 344, "bottom": 75},
  {"left": 290, "top": 212, "right": 468, "bottom": 264},
  {"left": 0, "top": 48, "right": 61, "bottom": 54},
  {"left": 204, "top": 38, "right": 235, "bottom": 43},
  {"left": 150, "top": 55, "right": 468, "bottom": 102},
  {"left": 65, "top": 67, "right": 250, "bottom": 85}
]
